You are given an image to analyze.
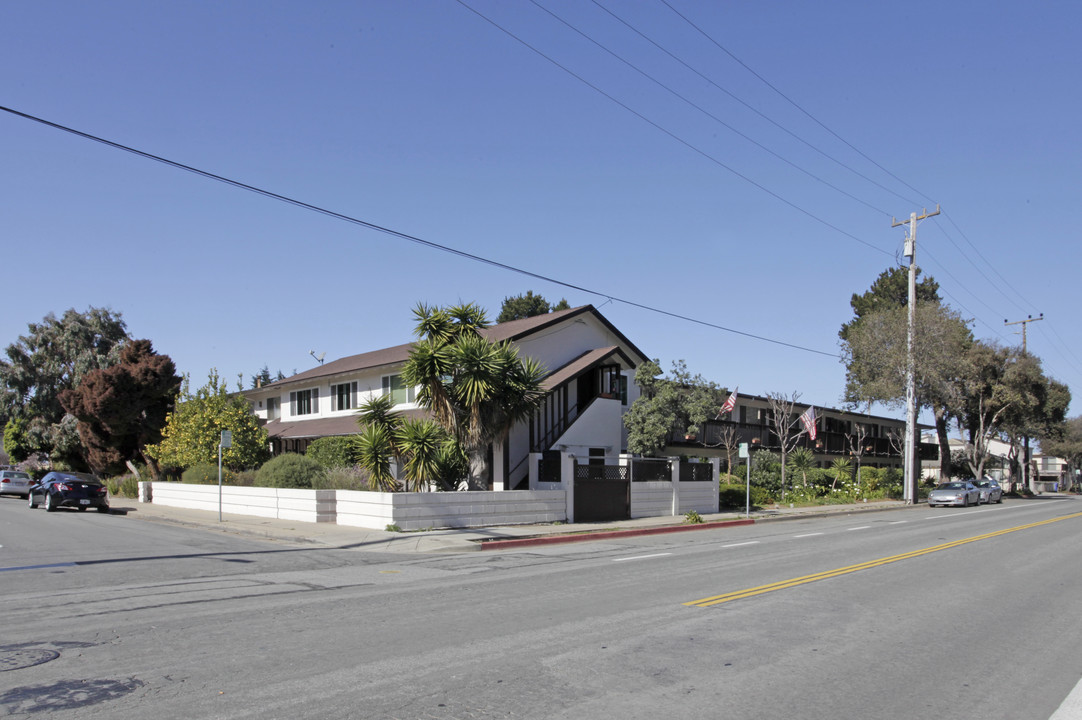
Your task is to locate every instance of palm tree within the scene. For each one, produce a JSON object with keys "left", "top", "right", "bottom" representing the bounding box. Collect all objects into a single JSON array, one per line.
[
  {"left": 401, "top": 302, "right": 547, "bottom": 485},
  {"left": 354, "top": 394, "right": 466, "bottom": 492},
  {"left": 789, "top": 447, "right": 815, "bottom": 487},
  {"left": 830, "top": 457, "right": 853, "bottom": 491}
]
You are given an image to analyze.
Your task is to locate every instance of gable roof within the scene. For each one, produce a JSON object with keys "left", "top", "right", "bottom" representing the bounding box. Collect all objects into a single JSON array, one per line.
[{"left": 256, "top": 304, "right": 647, "bottom": 391}]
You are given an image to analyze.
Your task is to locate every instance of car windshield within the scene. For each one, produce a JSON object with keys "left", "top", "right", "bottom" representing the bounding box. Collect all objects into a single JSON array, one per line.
[
  {"left": 975, "top": 481, "right": 991, "bottom": 487},
  {"left": 938, "top": 482, "right": 966, "bottom": 489},
  {"left": 5, "top": 472, "right": 30, "bottom": 480}
]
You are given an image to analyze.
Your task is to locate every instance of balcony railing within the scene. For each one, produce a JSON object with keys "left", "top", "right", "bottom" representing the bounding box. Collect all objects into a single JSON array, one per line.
[{"left": 683, "top": 419, "right": 937, "bottom": 461}]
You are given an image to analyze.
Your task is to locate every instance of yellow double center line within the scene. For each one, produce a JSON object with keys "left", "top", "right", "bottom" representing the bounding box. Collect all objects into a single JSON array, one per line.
[{"left": 684, "top": 511, "right": 1082, "bottom": 608}]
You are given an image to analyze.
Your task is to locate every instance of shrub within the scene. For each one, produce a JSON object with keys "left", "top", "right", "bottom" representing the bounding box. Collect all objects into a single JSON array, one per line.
[
  {"left": 306, "top": 436, "right": 356, "bottom": 469},
  {"left": 183, "top": 462, "right": 234, "bottom": 485},
  {"left": 255, "top": 453, "right": 326, "bottom": 489},
  {"left": 106, "top": 474, "right": 140, "bottom": 498},
  {"left": 313, "top": 465, "right": 372, "bottom": 491},
  {"left": 719, "top": 482, "right": 772, "bottom": 509}
]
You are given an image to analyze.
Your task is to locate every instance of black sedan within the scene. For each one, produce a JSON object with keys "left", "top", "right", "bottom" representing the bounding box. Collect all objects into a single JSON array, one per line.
[{"left": 28, "top": 471, "right": 110, "bottom": 513}]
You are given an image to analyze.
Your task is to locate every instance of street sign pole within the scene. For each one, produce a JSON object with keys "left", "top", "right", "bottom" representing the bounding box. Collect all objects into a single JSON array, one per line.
[
  {"left": 218, "top": 430, "right": 232, "bottom": 522},
  {"left": 739, "top": 442, "right": 750, "bottom": 518}
]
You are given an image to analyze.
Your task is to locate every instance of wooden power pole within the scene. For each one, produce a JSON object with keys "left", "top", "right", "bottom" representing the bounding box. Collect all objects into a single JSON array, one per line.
[{"left": 892, "top": 205, "right": 940, "bottom": 504}]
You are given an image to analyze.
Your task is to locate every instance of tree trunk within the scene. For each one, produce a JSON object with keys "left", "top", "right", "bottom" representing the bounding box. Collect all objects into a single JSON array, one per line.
[
  {"left": 934, "top": 406, "right": 952, "bottom": 480},
  {"left": 140, "top": 450, "right": 162, "bottom": 482}
]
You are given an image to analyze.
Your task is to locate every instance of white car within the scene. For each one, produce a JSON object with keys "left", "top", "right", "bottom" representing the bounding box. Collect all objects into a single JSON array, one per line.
[{"left": 0, "top": 470, "right": 34, "bottom": 497}]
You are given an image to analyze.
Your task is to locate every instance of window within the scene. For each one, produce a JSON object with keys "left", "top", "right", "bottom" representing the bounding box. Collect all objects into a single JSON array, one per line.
[
  {"left": 331, "top": 382, "right": 357, "bottom": 411},
  {"left": 267, "top": 397, "right": 280, "bottom": 421},
  {"left": 619, "top": 375, "right": 628, "bottom": 405},
  {"left": 289, "top": 388, "right": 319, "bottom": 416},
  {"left": 382, "top": 375, "right": 415, "bottom": 405}
]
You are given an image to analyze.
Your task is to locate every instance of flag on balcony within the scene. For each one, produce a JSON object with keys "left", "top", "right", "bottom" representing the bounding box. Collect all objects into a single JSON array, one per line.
[
  {"left": 716, "top": 388, "right": 738, "bottom": 418},
  {"left": 800, "top": 406, "right": 817, "bottom": 440}
]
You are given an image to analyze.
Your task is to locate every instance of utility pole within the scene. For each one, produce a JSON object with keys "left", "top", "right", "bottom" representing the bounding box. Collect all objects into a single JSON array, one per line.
[
  {"left": 1005, "top": 314, "right": 1043, "bottom": 492},
  {"left": 892, "top": 205, "right": 940, "bottom": 504}
]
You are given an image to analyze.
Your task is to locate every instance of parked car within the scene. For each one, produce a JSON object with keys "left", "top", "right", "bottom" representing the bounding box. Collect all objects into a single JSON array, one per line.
[
  {"left": 974, "top": 478, "right": 1004, "bottom": 504},
  {"left": 0, "top": 470, "right": 34, "bottom": 497},
  {"left": 927, "top": 481, "right": 980, "bottom": 507},
  {"left": 27, "top": 471, "right": 110, "bottom": 513}
]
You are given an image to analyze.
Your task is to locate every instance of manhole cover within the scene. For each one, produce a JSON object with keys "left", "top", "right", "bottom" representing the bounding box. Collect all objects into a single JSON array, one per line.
[{"left": 0, "top": 649, "right": 60, "bottom": 672}]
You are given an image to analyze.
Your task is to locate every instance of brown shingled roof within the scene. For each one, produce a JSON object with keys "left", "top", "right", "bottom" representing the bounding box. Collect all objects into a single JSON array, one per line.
[{"left": 259, "top": 304, "right": 647, "bottom": 390}]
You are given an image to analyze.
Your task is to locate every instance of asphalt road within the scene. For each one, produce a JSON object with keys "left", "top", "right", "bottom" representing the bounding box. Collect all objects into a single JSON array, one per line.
[{"left": 2, "top": 494, "right": 1081, "bottom": 719}]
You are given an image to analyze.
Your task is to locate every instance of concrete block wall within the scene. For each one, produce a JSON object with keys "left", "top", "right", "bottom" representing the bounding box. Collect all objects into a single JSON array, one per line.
[
  {"left": 149, "top": 483, "right": 336, "bottom": 523},
  {"left": 630, "top": 483, "right": 673, "bottom": 518},
  {"left": 337, "top": 489, "right": 566, "bottom": 531}
]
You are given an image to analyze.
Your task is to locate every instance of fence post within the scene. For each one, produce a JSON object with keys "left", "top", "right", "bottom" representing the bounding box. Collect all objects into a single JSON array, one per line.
[
  {"left": 670, "top": 457, "right": 681, "bottom": 516},
  {"left": 709, "top": 457, "right": 720, "bottom": 514},
  {"left": 562, "top": 452, "right": 576, "bottom": 523},
  {"left": 528, "top": 452, "right": 541, "bottom": 491}
]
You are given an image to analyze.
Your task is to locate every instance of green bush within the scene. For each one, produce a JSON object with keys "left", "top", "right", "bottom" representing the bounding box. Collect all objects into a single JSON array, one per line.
[
  {"left": 306, "top": 436, "right": 356, "bottom": 469},
  {"left": 719, "top": 482, "right": 772, "bottom": 509},
  {"left": 313, "top": 465, "right": 371, "bottom": 491},
  {"left": 106, "top": 474, "right": 140, "bottom": 498},
  {"left": 255, "top": 453, "right": 326, "bottom": 489},
  {"left": 182, "top": 462, "right": 234, "bottom": 485}
]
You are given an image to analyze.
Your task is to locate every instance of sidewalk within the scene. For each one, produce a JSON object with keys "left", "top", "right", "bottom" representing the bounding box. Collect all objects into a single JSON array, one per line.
[{"left": 114, "top": 497, "right": 911, "bottom": 553}]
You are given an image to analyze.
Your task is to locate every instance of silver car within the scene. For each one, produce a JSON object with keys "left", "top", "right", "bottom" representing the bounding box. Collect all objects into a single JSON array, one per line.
[
  {"left": 974, "top": 478, "right": 1004, "bottom": 504},
  {"left": 0, "top": 470, "right": 33, "bottom": 497},
  {"left": 928, "top": 481, "right": 981, "bottom": 507}
]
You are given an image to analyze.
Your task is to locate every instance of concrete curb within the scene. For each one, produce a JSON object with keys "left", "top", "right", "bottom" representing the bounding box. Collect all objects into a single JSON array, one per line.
[{"left": 477, "top": 518, "right": 756, "bottom": 550}]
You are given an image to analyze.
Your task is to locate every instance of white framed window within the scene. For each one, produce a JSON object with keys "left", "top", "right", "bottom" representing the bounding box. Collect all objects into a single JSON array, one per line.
[
  {"left": 331, "top": 382, "right": 358, "bottom": 411},
  {"left": 267, "top": 396, "right": 281, "bottom": 421},
  {"left": 289, "top": 388, "right": 319, "bottom": 416},
  {"left": 382, "top": 374, "right": 415, "bottom": 405}
]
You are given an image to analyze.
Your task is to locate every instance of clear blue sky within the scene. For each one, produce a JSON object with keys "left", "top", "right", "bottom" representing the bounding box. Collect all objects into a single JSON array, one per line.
[{"left": 3, "top": 1, "right": 1079, "bottom": 423}]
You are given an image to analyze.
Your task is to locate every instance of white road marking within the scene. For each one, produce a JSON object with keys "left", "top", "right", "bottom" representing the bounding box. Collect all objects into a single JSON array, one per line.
[
  {"left": 1049, "top": 674, "right": 1082, "bottom": 719},
  {"left": 722, "top": 541, "right": 760, "bottom": 548},
  {"left": 847, "top": 526, "right": 871, "bottom": 531},
  {"left": 613, "top": 553, "right": 672, "bottom": 562},
  {"left": 793, "top": 533, "right": 823, "bottom": 538},
  {"left": 888, "top": 521, "right": 907, "bottom": 525}
]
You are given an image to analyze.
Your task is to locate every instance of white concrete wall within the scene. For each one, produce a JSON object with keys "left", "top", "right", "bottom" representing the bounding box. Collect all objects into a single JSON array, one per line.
[
  {"left": 337, "top": 489, "right": 567, "bottom": 531},
  {"left": 149, "top": 483, "right": 337, "bottom": 523},
  {"left": 552, "top": 396, "right": 623, "bottom": 455},
  {"left": 631, "top": 482, "right": 673, "bottom": 518},
  {"left": 675, "top": 481, "right": 717, "bottom": 515}
]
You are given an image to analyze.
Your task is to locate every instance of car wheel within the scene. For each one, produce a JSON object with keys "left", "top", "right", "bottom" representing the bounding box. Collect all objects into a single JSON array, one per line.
[
  {"left": 962, "top": 496, "right": 969, "bottom": 507},
  {"left": 28, "top": 492, "right": 38, "bottom": 509},
  {"left": 77, "top": 505, "right": 87, "bottom": 511},
  {"left": 97, "top": 505, "right": 109, "bottom": 514},
  {"left": 44, "top": 492, "right": 56, "bottom": 512}
]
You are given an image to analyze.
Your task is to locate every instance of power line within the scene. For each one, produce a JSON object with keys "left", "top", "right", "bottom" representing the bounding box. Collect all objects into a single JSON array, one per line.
[
  {"left": 454, "top": 0, "right": 894, "bottom": 258},
  {"left": 0, "top": 104, "right": 841, "bottom": 360},
  {"left": 528, "top": 0, "right": 893, "bottom": 217},
  {"left": 589, "top": 0, "right": 922, "bottom": 210},
  {"left": 658, "top": 0, "right": 938, "bottom": 208}
]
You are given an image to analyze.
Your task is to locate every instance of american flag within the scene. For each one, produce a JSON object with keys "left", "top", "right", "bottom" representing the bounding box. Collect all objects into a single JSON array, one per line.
[
  {"left": 799, "top": 406, "right": 817, "bottom": 440},
  {"left": 716, "top": 388, "right": 738, "bottom": 418}
]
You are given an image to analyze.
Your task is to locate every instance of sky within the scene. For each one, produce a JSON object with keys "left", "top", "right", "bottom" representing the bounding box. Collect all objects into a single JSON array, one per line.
[{"left": 3, "top": 1, "right": 1080, "bottom": 425}]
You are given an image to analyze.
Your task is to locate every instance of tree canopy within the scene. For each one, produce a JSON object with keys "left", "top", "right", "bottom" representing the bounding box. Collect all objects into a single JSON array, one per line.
[
  {"left": 0, "top": 307, "right": 130, "bottom": 465},
  {"left": 1041, "top": 416, "right": 1082, "bottom": 481},
  {"left": 146, "top": 369, "right": 270, "bottom": 470},
  {"left": 839, "top": 267, "right": 972, "bottom": 480},
  {"left": 59, "top": 339, "right": 181, "bottom": 477},
  {"left": 624, "top": 359, "right": 718, "bottom": 457},
  {"left": 496, "top": 291, "right": 571, "bottom": 324}
]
